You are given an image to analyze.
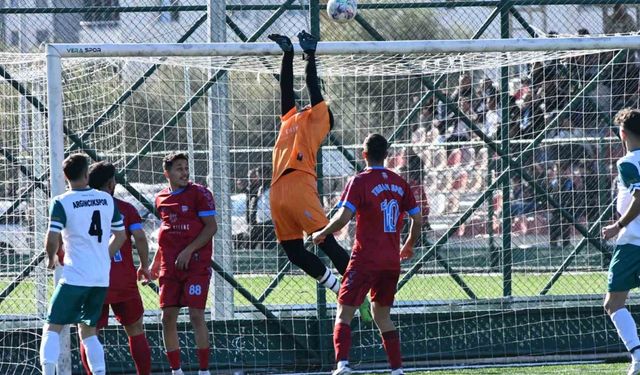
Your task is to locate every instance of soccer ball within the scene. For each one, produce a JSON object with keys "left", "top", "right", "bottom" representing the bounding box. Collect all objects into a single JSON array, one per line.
[{"left": 326, "top": 0, "right": 357, "bottom": 23}]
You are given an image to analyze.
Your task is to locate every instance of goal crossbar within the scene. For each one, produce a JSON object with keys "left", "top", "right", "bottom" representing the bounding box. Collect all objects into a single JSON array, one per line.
[{"left": 46, "top": 35, "right": 640, "bottom": 58}]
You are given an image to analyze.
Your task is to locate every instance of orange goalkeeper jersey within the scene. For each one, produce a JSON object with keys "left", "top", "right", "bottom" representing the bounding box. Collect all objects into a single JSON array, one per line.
[{"left": 271, "top": 101, "right": 330, "bottom": 185}]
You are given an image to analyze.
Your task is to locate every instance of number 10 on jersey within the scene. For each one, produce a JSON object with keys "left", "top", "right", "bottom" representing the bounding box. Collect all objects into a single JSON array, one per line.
[{"left": 381, "top": 199, "right": 400, "bottom": 233}]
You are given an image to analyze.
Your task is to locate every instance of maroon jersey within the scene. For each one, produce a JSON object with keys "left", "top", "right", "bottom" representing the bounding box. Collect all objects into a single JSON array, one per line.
[
  {"left": 338, "top": 166, "right": 419, "bottom": 271},
  {"left": 155, "top": 183, "right": 216, "bottom": 275},
  {"left": 105, "top": 198, "right": 144, "bottom": 304}
]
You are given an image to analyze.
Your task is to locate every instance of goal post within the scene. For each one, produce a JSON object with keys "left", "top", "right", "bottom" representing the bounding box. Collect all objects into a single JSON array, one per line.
[
  {"left": 44, "top": 34, "right": 640, "bottom": 57},
  {"left": 28, "top": 34, "right": 640, "bottom": 372}
]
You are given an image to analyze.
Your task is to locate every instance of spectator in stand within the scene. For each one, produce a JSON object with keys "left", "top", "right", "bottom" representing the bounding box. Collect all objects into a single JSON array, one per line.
[
  {"left": 235, "top": 175, "right": 248, "bottom": 194},
  {"left": 412, "top": 120, "right": 447, "bottom": 173},
  {"left": 438, "top": 169, "right": 460, "bottom": 213},
  {"left": 467, "top": 147, "right": 489, "bottom": 192},
  {"left": 604, "top": 4, "right": 637, "bottom": 35},
  {"left": 475, "top": 77, "right": 497, "bottom": 116},
  {"left": 510, "top": 175, "right": 536, "bottom": 217},
  {"left": 446, "top": 96, "right": 476, "bottom": 143},
  {"left": 550, "top": 116, "right": 583, "bottom": 141},
  {"left": 418, "top": 96, "right": 436, "bottom": 126},
  {"left": 233, "top": 166, "right": 275, "bottom": 249},
  {"left": 398, "top": 166, "right": 431, "bottom": 231},
  {"left": 483, "top": 95, "right": 500, "bottom": 139},
  {"left": 450, "top": 72, "right": 473, "bottom": 104},
  {"left": 385, "top": 147, "right": 408, "bottom": 171},
  {"left": 519, "top": 90, "right": 545, "bottom": 139},
  {"left": 514, "top": 77, "right": 531, "bottom": 102},
  {"left": 548, "top": 162, "right": 575, "bottom": 249}
]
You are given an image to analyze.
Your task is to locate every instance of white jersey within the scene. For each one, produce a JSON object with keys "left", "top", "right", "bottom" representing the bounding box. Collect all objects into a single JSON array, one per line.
[
  {"left": 48, "top": 188, "right": 124, "bottom": 287},
  {"left": 616, "top": 150, "right": 640, "bottom": 246}
]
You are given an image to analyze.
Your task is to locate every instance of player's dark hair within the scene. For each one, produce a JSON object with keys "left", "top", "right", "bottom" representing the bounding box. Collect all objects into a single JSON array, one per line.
[
  {"left": 62, "top": 153, "right": 89, "bottom": 181},
  {"left": 88, "top": 161, "right": 116, "bottom": 190},
  {"left": 615, "top": 108, "right": 640, "bottom": 138},
  {"left": 364, "top": 133, "right": 389, "bottom": 163},
  {"left": 163, "top": 152, "right": 188, "bottom": 171}
]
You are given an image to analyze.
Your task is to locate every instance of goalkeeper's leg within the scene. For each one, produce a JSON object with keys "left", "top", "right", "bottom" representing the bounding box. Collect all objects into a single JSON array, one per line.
[
  {"left": 281, "top": 239, "right": 341, "bottom": 293},
  {"left": 317, "top": 234, "right": 372, "bottom": 323},
  {"left": 317, "top": 234, "right": 349, "bottom": 274}
]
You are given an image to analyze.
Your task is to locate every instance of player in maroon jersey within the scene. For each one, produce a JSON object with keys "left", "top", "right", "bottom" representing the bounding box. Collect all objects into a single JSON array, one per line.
[
  {"left": 312, "top": 134, "right": 422, "bottom": 375},
  {"left": 80, "top": 161, "right": 152, "bottom": 375},
  {"left": 149, "top": 152, "right": 217, "bottom": 375}
]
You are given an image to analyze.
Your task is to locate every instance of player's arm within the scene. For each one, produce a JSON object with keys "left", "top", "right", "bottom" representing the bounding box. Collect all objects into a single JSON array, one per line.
[
  {"left": 313, "top": 176, "right": 359, "bottom": 245},
  {"left": 44, "top": 231, "right": 62, "bottom": 270},
  {"left": 175, "top": 215, "right": 217, "bottom": 271},
  {"left": 46, "top": 199, "right": 65, "bottom": 269},
  {"left": 400, "top": 210, "right": 422, "bottom": 261},
  {"left": 400, "top": 184, "right": 422, "bottom": 260},
  {"left": 298, "top": 30, "right": 323, "bottom": 107},
  {"left": 126, "top": 207, "right": 151, "bottom": 279},
  {"left": 312, "top": 207, "right": 354, "bottom": 245},
  {"left": 603, "top": 189, "right": 640, "bottom": 239},
  {"left": 109, "top": 230, "right": 126, "bottom": 257},
  {"left": 109, "top": 201, "right": 126, "bottom": 257},
  {"left": 132, "top": 226, "right": 151, "bottom": 281},
  {"left": 149, "top": 249, "right": 162, "bottom": 281},
  {"left": 604, "top": 161, "right": 640, "bottom": 239}
]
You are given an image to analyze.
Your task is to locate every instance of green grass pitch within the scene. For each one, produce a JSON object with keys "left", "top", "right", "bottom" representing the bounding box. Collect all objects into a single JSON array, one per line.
[{"left": 0, "top": 272, "right": 608, "bottom": 314}]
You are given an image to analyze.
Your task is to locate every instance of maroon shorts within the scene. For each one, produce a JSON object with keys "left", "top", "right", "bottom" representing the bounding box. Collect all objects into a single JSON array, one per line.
[
  {"left": 97, "top": 293, "right": 144, "bottom": 330},
  {"left": 338, "top": 268, "right": 400, "bottom": 307},
  {"left": 159, "top": 269, "right": 211, "bottom": 309}
]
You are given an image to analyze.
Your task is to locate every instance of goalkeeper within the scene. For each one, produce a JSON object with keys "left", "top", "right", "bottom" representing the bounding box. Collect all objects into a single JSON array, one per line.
[{"left": 268, "top": 31, "right": 371, "bottom": 322}]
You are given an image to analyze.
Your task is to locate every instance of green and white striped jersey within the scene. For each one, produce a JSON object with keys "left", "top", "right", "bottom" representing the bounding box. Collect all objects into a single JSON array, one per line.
[
  {"left": 48, "top": 187, "right": 124, "bottom": 287},
  {"left": 616, "top": 150, "right": 640, "bottom": 246}
]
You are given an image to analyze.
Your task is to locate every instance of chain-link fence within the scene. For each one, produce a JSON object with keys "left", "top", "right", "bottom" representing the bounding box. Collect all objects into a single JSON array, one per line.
[{"left": 0, "top": 1, "right": 639, "bottom": 374}]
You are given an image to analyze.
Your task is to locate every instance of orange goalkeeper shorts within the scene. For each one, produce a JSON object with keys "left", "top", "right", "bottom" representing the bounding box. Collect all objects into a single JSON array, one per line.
[{"left": 270, "top": 170, "right": 329, "bottom": 241}]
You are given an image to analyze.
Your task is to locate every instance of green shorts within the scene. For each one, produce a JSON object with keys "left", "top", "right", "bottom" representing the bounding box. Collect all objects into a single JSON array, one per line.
[
  {"left": 608, "top": 244, "right": 640, "bottom": 292},
  {"left": 47, "top": 283, "right": 108, "bottom": 327}
]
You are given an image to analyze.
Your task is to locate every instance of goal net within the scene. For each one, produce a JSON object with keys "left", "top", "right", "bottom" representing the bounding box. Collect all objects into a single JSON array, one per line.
[{"left": 0, "top": 35, "right": 635, "bottom": 373}]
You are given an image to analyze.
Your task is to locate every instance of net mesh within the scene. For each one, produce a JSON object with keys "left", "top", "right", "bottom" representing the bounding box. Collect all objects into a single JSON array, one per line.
[{"left": 0, "top": 39, "right": 635, "bottom": 373}]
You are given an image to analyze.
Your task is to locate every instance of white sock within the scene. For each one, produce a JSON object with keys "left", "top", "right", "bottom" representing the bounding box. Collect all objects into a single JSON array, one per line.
[
  {"left": 172, "top": 369, "right": 185, "bottom": 375},
  {"left": 611, "top": 308, "right": 640, "bottom": 359},
  {"left": 40, "top": 330, "right": 60, "bottom": 375},
  {"left": 198, "top": 371, "right": 211, "bottom": 375},
  {"left": 82, "top": 335, "right": 106, "bottom": 375},
  {"left": 337, "top": 360, "right": 349, "bottom": 369},
  {"left": 318, "top": 268, "right": 340, "bottom": 294}
]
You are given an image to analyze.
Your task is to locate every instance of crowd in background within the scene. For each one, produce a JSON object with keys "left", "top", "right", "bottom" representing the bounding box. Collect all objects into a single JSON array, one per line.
[
  {"left": 384, "top": 24, "right": 639, "bottom": 246},
  {"left": 232, "top": 13, "right": 640, "bottom": 250}
]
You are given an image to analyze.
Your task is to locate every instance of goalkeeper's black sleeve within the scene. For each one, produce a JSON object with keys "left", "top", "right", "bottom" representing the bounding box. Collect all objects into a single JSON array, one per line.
[
  {"left": 280, "top": 51, "right": 296, "bottom": 116},
  {"left": 305, "top": 52, "right": 323, "bottom": 107}
]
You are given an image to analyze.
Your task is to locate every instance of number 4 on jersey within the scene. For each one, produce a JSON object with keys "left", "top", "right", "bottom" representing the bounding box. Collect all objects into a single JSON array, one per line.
[{"left": 88, "top": 210, "right": 103, "bottom": 243}]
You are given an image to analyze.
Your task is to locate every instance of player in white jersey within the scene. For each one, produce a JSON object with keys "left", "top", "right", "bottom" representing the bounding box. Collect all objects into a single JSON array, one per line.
[
  {"left": 602, "top": 108, "right": 640, "bottom": 375},
  {"left": 39, "top": 154, "right": 126, "bottom": 375}
]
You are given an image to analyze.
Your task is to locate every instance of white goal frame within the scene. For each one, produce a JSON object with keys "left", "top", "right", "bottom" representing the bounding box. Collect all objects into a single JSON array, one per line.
[
  {"left": 43, "top": 35, "right": 640, "bottom": 373},
  {"left": 45, "top": 33, "right": 640, "bottom": 194},
  {"left": 46, "top": 33, "right": 640, "bottom": 191}
]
